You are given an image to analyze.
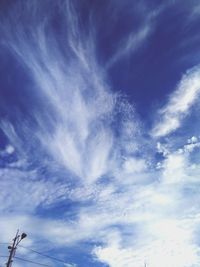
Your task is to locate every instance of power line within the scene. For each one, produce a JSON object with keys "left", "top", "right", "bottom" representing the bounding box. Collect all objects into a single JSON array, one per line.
[
  {"left": 1, "top": 253, "right": 53, "bottom": 267},
  {"left": 19, "top": 245, "right": 67, "bottom": 264},
  {"left": 14, "top": 256, "right": 53, "bottom": 267},
  {"left": 1, "top": 243, "right": 71, "bottom": 266}
]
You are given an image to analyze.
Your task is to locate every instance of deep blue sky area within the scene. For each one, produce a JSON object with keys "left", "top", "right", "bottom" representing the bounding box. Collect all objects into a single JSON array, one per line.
[
  {"left": 105, "top": 2, "right": 199, "bottom": 117},
  {"left": 0, "top": 0, "right": 200, "bottom": 120},
  {"left": 1, "top": 1, "right": 200, "bottom": 267}
]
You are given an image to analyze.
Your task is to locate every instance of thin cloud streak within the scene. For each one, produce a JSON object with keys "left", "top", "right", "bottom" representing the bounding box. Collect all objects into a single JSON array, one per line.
[
  {"left": 106, "top": 3, "right": 166, "bottom": 69},
  {"left": 152, "top": 65, "right": 200, "bottom": 137},
  {"left": 106, "top": 23, "right": 151, "bottom": 69}
]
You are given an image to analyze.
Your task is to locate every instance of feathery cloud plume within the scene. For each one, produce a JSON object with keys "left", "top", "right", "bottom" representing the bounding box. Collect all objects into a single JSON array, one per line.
[{"left": 152, "top": 65, "right": 200, "bottom": 137}]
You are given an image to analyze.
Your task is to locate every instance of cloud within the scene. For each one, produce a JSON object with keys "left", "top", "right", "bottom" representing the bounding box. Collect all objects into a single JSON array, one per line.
[
  {"left": 186, "top": 1, "right": 200, "bottom": 22},
  {"left": 1, "top": 1, "right": 200, "bottom": 267},
  {"left": 106, "top": 23, "right": 151, "bottom": 68},
  {"left": 152, "top": 65, "right": 200, "bottom": 137},
  {"left": 0, "top": 0, "right": 142, "bottom": 187},
  {"left": 94, "top": 219, "right": 199, "bottom": 267},
  {"left": 106, "top": 2, "right": 167, "bottom": 68},
  {"left": 64, "top": 264, "right": 77, "bottom": 267},
  {"left": 92, "top": 140, "right": 200, "bottom": 267},
  {"left": 0, "top": 166, "right": 70, "bottom": 213}
]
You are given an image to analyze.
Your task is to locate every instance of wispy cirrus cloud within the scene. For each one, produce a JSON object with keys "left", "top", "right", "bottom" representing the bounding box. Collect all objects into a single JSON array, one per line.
[
  {"left": 106, "top": 23, "right": 151, "bottom": 68},
  {"left": 1, "top": 1, "right": 200, "bottom": 267},
  {"left": 106, "top": 2, "right": 167, "bottom": 69},
  {"left": 151, "top": 65, "right": 200, "bottom": 137},
  {"left": 0, "top": 0, "right": 119, "bottom": 184}
]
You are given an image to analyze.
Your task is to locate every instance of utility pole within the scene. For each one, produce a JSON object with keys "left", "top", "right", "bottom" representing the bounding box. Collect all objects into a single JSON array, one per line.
[{"left": 6, "top": 230, "right": 27, "bottom": 267}]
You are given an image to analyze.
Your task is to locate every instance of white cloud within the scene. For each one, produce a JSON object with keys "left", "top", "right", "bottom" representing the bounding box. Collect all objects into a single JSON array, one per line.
[
  {"left": 156, "top": 142, "right": 169, "bottom": 156},
  {"left": 106, "top": 3, "right": 167, "bottom": 68},
  {"left": 3, "top": 1, "right": 119, "bottom": 184},
  {"left": 5, "top": 144, "right": 15, "bottom": 154},
  {"left": 107, "top": 23, "right": 151, "bottom": 68},
  {"left": 94, "top": 218, "right": 199, "bottom": 267},
  {"left": 64, "top": 264, "right": 77, "bottom": 267},
  {"left": 91, "top": 140, "right": 200, "bottom": 266},
  {"left": 162, "top": 153, "right": 187, "bottom": 184},
  {"left": 0, "top": 167, "right": 70, "bottom": 213},
  {"left": 1, "top": 123, "right": 200, "bottom": 267},
  {"left": 123, "top": 157, "right": 146, "bottom": 174},
  {"left": 0, "top": 144, "right": 15, "bottom": 157},
  {"left": 1, "top": 2, "right": 200, "bottom": 267},
  {"left": 152, "top": 65, "right": 200, "bottom": 137}
]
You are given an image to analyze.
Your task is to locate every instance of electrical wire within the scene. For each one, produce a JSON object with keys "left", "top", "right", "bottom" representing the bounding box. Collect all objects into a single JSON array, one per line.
[
  {"left": 0, "top": 255, "right": 52, "bottom": 267},
  {"left": 19, "top": 245, "right": 67, "bottom": 264},
  {"left": 1, "top": 244, "right": 72, "bottom": 266},
  {"left": 14, "top": 256, "right": 53, "bottom": 267}
]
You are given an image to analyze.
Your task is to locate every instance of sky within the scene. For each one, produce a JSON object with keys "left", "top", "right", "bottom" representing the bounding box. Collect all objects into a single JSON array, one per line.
[{"left": 1, "top": 0, "right": 200, "bottom": 266}]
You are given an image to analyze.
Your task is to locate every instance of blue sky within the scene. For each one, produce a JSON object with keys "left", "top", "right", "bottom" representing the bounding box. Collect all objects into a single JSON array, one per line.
[{"left": 1, "top": 0, "right": 200, "bottom": 266}]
